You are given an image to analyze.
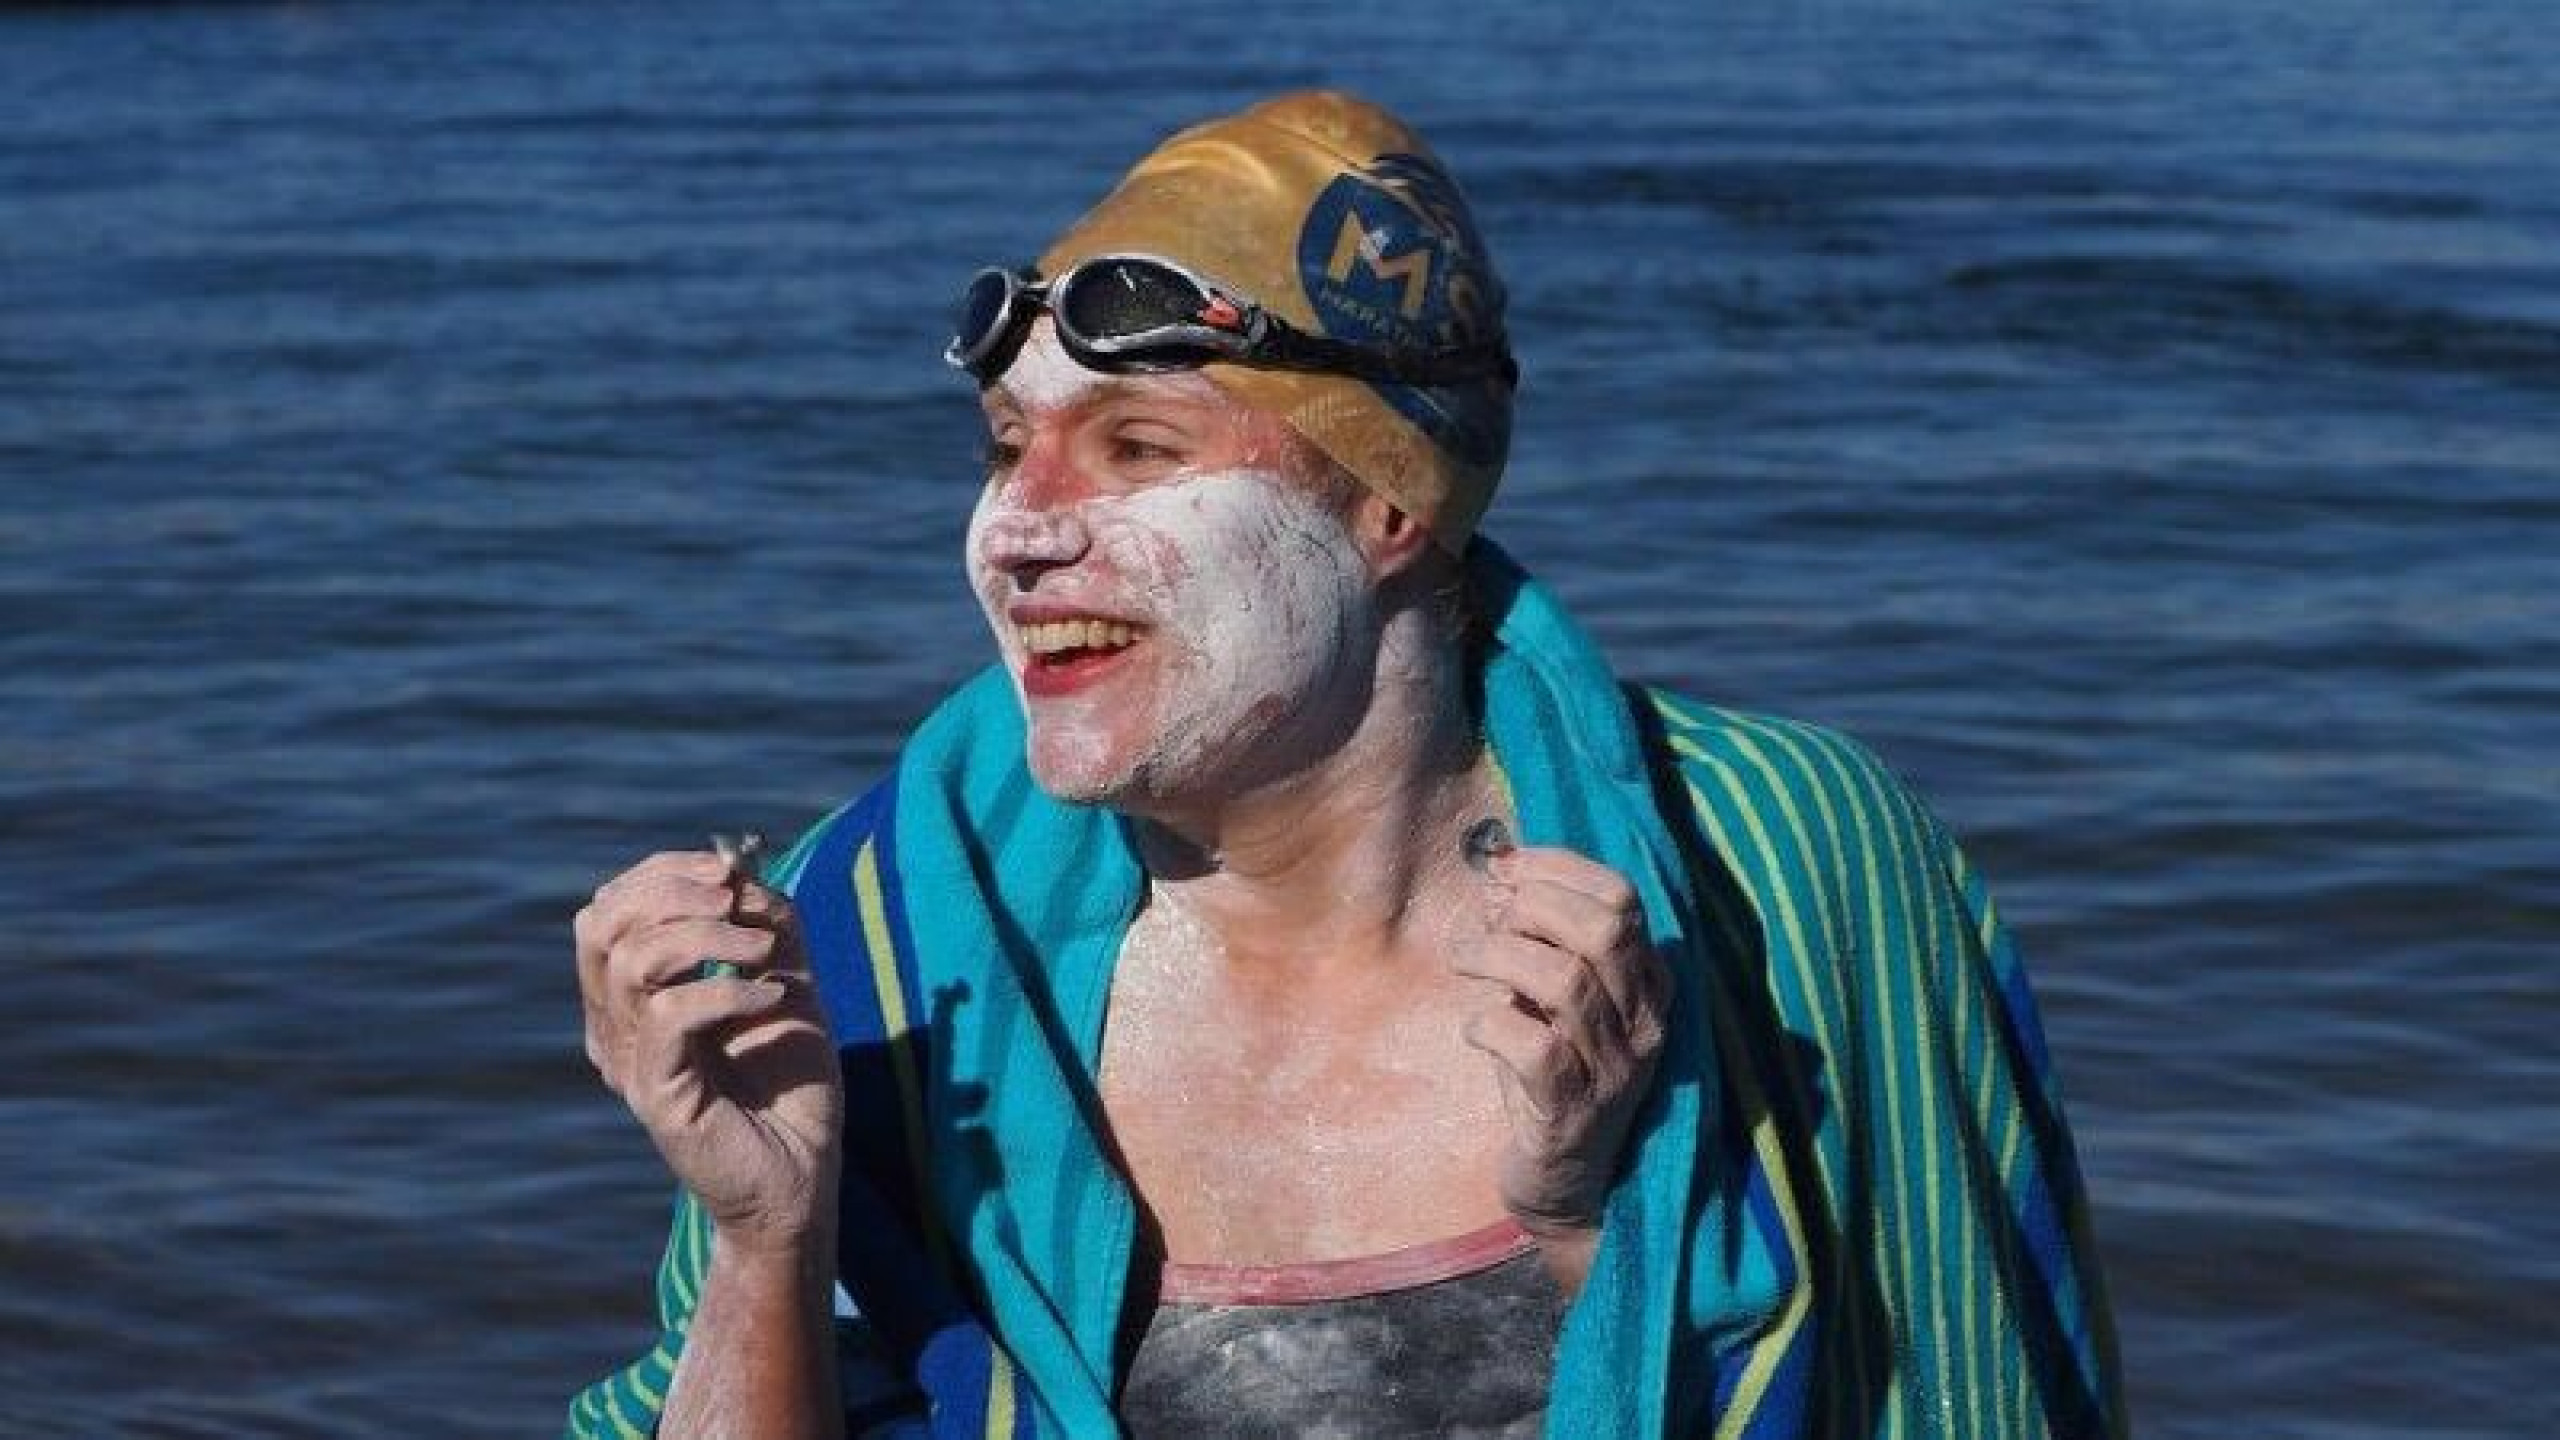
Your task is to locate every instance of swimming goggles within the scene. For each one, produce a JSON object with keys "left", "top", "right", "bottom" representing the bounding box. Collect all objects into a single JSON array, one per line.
[{"left": 944, "top": 252, "right": 1517, "bottom": 389}]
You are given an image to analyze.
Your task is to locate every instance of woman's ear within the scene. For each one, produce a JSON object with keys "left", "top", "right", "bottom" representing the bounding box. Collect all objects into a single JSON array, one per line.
[{"left": 1350, "top": 487, "right": 1435, "bottom": 582}]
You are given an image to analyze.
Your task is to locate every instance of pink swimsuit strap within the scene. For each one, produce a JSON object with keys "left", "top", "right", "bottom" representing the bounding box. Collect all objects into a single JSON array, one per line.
[{"left": 1154, "top": 1218, "right": 1538, "bottom": 1306}]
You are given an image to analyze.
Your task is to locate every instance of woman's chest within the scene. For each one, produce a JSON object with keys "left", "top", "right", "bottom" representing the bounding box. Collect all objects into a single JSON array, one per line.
[{"left": 1095, "top": 934, "right": 1513, "bottom": 1264}]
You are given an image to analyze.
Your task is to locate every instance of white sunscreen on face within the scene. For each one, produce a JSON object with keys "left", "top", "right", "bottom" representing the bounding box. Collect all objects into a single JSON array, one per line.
[
  {"left": 1109, "top": 468, "right": 1372, "bottom": 796},
  {"left": 969, "top": 463, "right": 1373, "bottom": 804}
]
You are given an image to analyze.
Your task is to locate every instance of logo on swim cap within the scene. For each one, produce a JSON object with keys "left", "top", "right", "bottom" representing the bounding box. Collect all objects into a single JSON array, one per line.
[{"left": 1296, "top": 154, "right": 1508, "bottom": 469}]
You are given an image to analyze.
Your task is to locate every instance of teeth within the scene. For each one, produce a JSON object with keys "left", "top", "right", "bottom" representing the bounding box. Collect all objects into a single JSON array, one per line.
[{"left": 1020, "top": 619, "right": 1138, "bottom": 656}]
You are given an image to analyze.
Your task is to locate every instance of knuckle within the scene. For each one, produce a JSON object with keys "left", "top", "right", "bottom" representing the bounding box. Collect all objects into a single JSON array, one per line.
[{"left": 602, "top": 936, "right": 657, "bottom": 988}]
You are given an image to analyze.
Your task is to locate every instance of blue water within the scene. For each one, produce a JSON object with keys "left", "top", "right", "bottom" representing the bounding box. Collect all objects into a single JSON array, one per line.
[{"left": 2, "top": 2, "right": 2553, "bottom": 1435}]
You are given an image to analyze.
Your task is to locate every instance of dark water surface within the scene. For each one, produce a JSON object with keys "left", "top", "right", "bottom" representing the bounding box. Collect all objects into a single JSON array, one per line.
[{"left": 3, "top": 2, "right": 2553, "bottom": 1435}]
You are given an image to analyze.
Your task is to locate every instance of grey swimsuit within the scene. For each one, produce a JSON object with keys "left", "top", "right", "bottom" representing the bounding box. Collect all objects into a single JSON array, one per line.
[{"left": 1118, "top": 1220, "right": 1567, "bottom": 1438}]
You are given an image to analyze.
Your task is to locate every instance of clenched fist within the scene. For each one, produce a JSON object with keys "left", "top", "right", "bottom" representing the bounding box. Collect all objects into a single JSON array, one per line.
[
  {"left": 1454, "top": 845, "right": 1672, "bottom": 1274},
  {"left": 574, "top": 847, "right": 843, "bottom": 1253}
]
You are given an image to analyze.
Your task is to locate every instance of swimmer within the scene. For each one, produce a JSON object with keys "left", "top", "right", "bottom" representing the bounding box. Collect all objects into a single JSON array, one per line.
[{"left": 570, "top": 91, "right": 2125, "bottom": 1439}]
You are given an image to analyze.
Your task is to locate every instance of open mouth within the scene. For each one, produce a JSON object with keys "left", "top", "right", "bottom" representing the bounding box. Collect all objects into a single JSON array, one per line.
[{"left": 1017, "top": 616, "right": 1143, "bottom": 697}]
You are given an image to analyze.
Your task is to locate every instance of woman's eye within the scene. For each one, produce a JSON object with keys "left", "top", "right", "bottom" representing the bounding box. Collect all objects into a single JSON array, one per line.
[{"left": 1111, "top": 434, "right": 1181, "bottom": 465}]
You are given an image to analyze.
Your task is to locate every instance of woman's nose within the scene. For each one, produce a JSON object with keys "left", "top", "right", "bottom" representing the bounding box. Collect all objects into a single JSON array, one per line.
[
  {"left": 975, "top": 502, "right": 1089, "bottom": 576},
  {"left": 974, "top": 442, "right": 1095, "bottom": 578}
]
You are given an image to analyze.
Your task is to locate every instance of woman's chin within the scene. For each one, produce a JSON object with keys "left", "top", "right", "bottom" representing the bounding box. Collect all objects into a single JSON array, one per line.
[{"left": 1024, "top": 724, "right": 1143, "bottom": 807}]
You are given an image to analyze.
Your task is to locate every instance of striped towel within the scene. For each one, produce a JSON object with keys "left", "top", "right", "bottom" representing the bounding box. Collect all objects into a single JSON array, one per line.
[{"left": 568, "top": 540, "right": 2125, "bottom": 1439}]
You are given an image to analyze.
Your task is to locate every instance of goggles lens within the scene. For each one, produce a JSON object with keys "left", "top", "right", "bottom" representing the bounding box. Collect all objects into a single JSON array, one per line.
[
  {"left": 947, "top": 268, "right": 1023, "bottom": 370},
  {"left": 1054, "top": 259, "right": 1219, "bottom": 348}
]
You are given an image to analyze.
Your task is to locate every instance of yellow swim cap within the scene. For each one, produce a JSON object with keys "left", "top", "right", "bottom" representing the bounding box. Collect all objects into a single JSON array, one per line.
[{"left": 1036, "top": 91, "right": 1513, "bottom": 550}]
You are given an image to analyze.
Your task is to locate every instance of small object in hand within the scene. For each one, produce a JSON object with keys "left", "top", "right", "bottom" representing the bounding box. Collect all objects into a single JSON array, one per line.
[
  {"left": 711, "top": 830, "right": 768, "bottom": 885},
  {"left": 699, "top": 831, "right": 768, "bottom": 982},
  {"left": 1461, "top": 817, "right": 1514, "bottom": 875}
]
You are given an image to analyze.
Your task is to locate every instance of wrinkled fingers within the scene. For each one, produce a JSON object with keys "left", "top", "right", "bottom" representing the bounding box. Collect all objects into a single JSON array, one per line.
[
  {"left": 1463, "top": 999, "right": 1598, "bottom": 1125},
  {"left": 1484, "top": 880, "right": 1645, "bottom": 1037},
  {"left": 1452, "top": 931, "right": 1628, "bottom": 1057},
  {"left": 1495, "top": 846, "right": 1638, "bottom": 910},
  {"left": 586, "top": 915, "right": 770, "bottom": 1094},
  {"left": 604, "top": 915, "right": 784, "bottom": 1016},
  {"left": 627, "top": 972, "right": 806, "bottom": 1103},
  {"left": 576, "top": 853, "right": 751, "bottom": 993}
]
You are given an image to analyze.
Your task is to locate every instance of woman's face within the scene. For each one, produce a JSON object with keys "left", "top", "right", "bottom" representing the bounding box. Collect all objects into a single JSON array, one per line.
[{"left": 967, "top": 323, "right": 1378, "bottom": 809}]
